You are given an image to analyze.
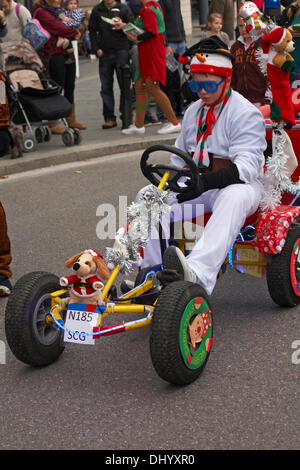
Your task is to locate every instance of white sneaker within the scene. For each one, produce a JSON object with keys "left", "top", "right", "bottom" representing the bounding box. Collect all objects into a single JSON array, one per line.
[
  {"left": 162, "top": 246, "right": 197, "bottom": 283},
  {"left": 122, "top": 125, "right": 145, "bottom": 135},
  {"left": 157, "top": 123, "right": 181, "bottom": 135}
]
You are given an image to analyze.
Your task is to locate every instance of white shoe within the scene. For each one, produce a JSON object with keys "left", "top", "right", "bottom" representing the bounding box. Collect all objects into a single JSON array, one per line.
[
  {"left": 157, "top": 123, "right": 181, "bottom": 135},
  {"left": 122, "top": 125, "right": 145, "bottom": 135},
  {"left": 162, "top": 246, "right": 197, "bottom": 283}
]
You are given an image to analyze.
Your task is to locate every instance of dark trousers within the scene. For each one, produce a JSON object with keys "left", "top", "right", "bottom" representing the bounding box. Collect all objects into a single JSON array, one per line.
[
  {"left": 0, "top": 201, "right": 12, "bottom": 279},
  {"left": 0, "top": 128, "right": 11, "bottom": 157},
  {"left": 98, "top": 49, "right": 130, "bottom": 122},
  {"left": 49, "top": 54, "right": 76, "bottom": 104}
]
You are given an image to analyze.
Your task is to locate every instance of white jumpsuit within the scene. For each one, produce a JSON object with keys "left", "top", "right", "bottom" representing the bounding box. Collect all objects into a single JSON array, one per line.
[{"left": 139, "top": 90, "right": 267, "bottom": 295}]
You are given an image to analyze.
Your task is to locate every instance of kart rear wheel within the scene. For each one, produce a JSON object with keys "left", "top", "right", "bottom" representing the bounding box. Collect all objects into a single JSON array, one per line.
[
  {"left": 5, "top": 271, "right": 65, "bottom": 367},
  {"left": 267, "top": 225, "right": 300, "bottom": 307},
  {"left": 150, "top": 281, "right": 213, "bottom": 385}
]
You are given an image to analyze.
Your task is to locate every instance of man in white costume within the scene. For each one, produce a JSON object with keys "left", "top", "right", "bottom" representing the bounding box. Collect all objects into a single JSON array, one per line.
[{"left": 134, "top": 36, "right": 267, "bottom": 296}]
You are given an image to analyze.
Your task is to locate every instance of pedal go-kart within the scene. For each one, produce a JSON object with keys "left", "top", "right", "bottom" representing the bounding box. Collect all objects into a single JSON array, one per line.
[{"left": 5, "top": 140, "right": 300, "bottom": 386}]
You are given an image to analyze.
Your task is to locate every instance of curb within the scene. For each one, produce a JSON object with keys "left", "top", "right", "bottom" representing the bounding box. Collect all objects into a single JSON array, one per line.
[{"left": 0, "top": 135, "right": 176, "bottom": 177}]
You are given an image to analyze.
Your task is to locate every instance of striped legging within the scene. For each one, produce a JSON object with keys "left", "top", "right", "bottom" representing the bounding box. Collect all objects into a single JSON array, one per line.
[{"left": 134, "top": 76, "right": 179, "bottom": 128}]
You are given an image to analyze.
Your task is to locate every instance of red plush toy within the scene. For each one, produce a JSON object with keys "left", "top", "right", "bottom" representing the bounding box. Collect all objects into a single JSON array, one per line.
[{"left": 261, "top": 27, "right": 296, "bottom": 127}]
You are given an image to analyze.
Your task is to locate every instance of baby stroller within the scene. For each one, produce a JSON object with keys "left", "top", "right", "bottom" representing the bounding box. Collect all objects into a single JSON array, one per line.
[{"left": 0, "top": 40, "right": 80, "bottom": 152}]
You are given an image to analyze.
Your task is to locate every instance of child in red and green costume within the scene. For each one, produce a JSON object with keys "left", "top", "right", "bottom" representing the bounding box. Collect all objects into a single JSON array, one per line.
[{"left": 115, "top": 0, "right": 181, "bottom": 135}]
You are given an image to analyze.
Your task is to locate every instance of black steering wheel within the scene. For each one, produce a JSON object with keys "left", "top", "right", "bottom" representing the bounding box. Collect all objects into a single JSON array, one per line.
[{"left": 140, "top": 144, "right": 199, "bottom": 194}]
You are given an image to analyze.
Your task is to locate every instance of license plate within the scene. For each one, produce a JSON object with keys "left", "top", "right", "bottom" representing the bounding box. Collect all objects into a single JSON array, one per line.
[{"left": 63, "top": 304, "right": 100, "bottom": 345}]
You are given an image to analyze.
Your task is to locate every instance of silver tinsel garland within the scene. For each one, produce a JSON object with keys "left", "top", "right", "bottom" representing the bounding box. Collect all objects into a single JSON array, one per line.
[
  {"left": 105, "top": 185, "right": 171, "bottom": 273},
  {"left": 260, "top": 124, "right": 300, "bottom": 211}
]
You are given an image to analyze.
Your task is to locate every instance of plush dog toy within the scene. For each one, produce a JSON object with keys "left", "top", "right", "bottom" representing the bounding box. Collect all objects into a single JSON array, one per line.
[
  {"left": 60, "top": 249, "right": 110, "bottom": 305},
  {"left": 261, "top": 27, "right": 296, "bottom": 126}
]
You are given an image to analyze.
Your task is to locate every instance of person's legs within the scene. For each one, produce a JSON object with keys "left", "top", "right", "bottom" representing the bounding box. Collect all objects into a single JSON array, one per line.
[
  {"left": 186, "top": 181, "right": 263, "bottom": 294},
  {"left": 0, "top": 128, "right": 11, "bottom": 157},
  {"left": 138, "top": 187, "right": 212, "bottom": 268},
  {"left": 134, "top": 77, "right": 149, "bottom": 128},
  {"left": 65, "top": 62, "right": 86, "bottom": 130},
  {"left": 49, "top": 54, "right": 68, "bottom": 134},
  {"left": 115, "top": 49, "right": 132, "bottom": 128},
  {"left": 140, "top": 180, "right": 262, "bottom": 295},
  {"left": 64, "top": 62, "right": 76, "bottom": 105},
  {"left": 0, "top": 201, "right": 12, "bottom": 296},
  {"left": 49, "top": 54, "right": 66, "bottom": 89},
  {"left": 99, "top": 53, "right": 116, "bottom": 124},
  {"left": 144, "top": 77, "right": 179, "bottom": 126}
]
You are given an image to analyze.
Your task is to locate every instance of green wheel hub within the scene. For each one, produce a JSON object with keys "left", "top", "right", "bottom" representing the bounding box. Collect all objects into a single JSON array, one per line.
[{"left": 179, "top": 296, "right": 213, "bottom": 370}]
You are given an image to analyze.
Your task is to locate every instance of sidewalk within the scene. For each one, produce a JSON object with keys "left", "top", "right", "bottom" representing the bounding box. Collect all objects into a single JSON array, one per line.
[{"left": 0, "top": 29, "right": 204, "bottom": 177}]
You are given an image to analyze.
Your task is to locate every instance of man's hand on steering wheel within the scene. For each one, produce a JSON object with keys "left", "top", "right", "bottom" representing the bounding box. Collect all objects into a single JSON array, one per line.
[
  {"left": 140, "top": 144, "right": 200, "bottom": 195},
  {"left": 176, "top": 177, "right": 205, "bottom": 203}
]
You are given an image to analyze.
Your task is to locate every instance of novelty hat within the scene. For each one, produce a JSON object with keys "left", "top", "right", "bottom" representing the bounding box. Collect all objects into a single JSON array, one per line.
[
  {"left": 260, "top": 27, "right": 287, "bottom": 54},
  {"left": 189, "top": 36, "right": 235, "bottom": 77}
]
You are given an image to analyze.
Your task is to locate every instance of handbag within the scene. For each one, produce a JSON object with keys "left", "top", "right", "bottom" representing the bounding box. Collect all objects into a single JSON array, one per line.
[
  {"left": 16, "top": 4, "right": 50, "bottom": 51},
  {"left": 21, "top": 19, "right": 51, "bottom": 51}
]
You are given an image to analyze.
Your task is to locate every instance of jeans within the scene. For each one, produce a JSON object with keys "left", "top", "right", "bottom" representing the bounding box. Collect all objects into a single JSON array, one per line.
[
  {"left": 98, "top": 49, "right": 130, "bottom": 122},
  {"left": 167, "top": 41, "right": 186, "bottom": 57}
]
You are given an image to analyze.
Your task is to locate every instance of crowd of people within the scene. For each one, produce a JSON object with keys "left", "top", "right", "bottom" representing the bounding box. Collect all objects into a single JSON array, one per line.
[{"left": 1, "top": 0, "right": 300, "bottom": 297}]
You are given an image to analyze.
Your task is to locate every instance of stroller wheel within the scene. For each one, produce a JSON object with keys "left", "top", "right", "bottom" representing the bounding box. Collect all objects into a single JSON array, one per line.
[
  {"left": 44, "top": 127, "right": 52, "bottom": 142},
  {"left": 73, "top": 129, "right": 82, "bottom": 145},
  {"left": 62, "top": 129, "right": 75, "bottom": 147},
  {"left": 35, "top": 127, "right": 45, "bottom": 144},
  {"left": 24, "top": 132, "right": 37, "bottom": 153}
]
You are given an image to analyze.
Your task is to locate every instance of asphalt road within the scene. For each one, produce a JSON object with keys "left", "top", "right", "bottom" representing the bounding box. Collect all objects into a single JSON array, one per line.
[{"left": 0, "top": 151, "right": 299, "bottom": 451}]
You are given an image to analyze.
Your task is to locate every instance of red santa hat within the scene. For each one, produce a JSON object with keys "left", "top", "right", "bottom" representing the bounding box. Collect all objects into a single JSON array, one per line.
[
  {"left": 261, "top": 27, "right": 287, "bottom": 54},
  {"left": 84, "top": 249, "right": 103, "bottom": 258}
]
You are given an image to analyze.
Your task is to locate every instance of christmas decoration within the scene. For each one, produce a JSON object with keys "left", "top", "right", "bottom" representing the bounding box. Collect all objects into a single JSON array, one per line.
[
  {"left": 261, "top": 27, "right": 296, "bottom": 126},
  {"left": 238, "top": 1, "right": 274, "bottom": 39},
  {"left": 105, "top": 185, "right": 170, "bottom": 273},
  {"left": 260, "top": 124, "right": 299, "bottom": 211},
  {"left": 60, "top": 250, "right": 110, "bottom": 305}
]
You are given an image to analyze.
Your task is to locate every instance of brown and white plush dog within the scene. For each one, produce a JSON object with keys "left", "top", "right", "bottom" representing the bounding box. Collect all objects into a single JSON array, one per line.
[{"left": 60, "top": 249, "right": 110, "bottom": 305}]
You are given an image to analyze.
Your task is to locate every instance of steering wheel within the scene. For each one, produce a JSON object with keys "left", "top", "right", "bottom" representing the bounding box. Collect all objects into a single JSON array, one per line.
[{"left": 140, "top": 144, "right": 199, "bottom": 194}]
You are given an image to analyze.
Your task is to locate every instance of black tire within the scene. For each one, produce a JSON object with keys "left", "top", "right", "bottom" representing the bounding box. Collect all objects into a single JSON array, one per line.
[
  {"left": 5, "top": 271, "right": 65, "bottom": 367},
  {"left": 267, "top": 225, "right": 300, "bottom": 307},
  {"left": 150, "top": 281, "right": 213, "bottom": 385}
]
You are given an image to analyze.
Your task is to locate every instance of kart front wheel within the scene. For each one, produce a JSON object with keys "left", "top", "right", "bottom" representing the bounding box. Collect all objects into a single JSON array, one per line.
[
  {"left": 5, "top": 271, "right": 65, "bottom": 367},
  {"left": 150, "top": 281, "right": 213, "bottom": 385},
  {"left": 267, "top": 225, "right": 300, "bottom": 307}
]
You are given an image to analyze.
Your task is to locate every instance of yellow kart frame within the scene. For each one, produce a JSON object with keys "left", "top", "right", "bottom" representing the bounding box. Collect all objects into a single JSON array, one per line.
[{"left": 5, "top": 144, "right": 300, "bottom": 385}]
